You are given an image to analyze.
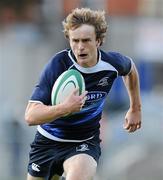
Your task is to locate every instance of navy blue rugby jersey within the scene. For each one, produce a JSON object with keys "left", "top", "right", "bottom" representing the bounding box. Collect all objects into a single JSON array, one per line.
[{"left": 30, "top": 49, "right": 132, "bottom": 142}]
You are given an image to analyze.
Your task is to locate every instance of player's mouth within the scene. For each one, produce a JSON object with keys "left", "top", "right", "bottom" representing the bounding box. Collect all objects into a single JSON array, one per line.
[{"left": 78, "top": 53, "right": 88, "bottom": 59}]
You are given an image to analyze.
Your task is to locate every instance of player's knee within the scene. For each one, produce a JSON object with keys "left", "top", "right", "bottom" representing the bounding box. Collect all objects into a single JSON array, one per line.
[
  {"left": 66, "top": 170, "right": 95, "bottom": 180},
  {"left": 65, "top": 164, "right": 96, "bottom": 180},
  {"left": 63, "top": 154, "right": 97, "bottom": 180}
]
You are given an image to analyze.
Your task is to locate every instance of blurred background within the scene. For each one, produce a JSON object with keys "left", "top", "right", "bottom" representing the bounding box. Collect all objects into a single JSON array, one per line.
[{"left": 0, "top": 0, "right": 163, "bottom": 180}]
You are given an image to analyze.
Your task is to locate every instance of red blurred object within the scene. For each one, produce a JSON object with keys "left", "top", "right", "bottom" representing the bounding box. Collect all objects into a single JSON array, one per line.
[{"left": 106, "top": 0, "right": 139, "bottom": 16}]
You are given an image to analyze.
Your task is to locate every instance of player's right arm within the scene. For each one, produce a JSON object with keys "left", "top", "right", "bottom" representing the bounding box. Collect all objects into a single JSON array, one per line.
[
  {"left": 25, "top": 89, "right": 87, "bottom": 126},
  {"left": 25, "top": 102, "right": 67, "bottom": 126}
]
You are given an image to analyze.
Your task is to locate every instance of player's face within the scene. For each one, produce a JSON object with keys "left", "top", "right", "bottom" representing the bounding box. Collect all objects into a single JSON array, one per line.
[{"left": 69, "top": 24, "right": 100, "bottom": 68}]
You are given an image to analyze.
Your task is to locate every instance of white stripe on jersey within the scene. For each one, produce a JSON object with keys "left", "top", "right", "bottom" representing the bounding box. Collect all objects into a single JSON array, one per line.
[
  {"left": 68, "top": 50, "right": 118, "bottom": 75},
  {"left": 37, "top": 125, "right": 94, "bottom": 142},
  {"left": 29, "top": 100, "right": 43, "bottom": 104}
]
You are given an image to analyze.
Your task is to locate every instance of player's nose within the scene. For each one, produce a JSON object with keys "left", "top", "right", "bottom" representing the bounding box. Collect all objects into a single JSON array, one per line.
[{"left": 78, "top": 42, "right": 85, "bottom": 50}]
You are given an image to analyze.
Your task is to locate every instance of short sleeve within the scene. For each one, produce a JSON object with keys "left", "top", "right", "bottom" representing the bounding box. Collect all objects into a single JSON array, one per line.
[
  {"left": 118, "top": 55, "right": 132, "bottom": 76},
  {"left": 108, "top": 52, "right": 132, "bottom": 76}
]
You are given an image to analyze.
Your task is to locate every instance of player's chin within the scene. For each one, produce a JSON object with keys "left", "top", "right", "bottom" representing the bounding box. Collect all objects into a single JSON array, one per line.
[
  {"left": 78, "top": 55, "right": 89, "bottom": 61},
  {"left": 78, "top": 57, "right": 87, "bottom": 63}
]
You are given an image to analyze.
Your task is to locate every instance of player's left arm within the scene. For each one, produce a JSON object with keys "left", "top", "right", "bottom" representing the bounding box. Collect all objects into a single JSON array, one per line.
[{"left": 122, "top": 61, "right": 142, "bottom": 133}]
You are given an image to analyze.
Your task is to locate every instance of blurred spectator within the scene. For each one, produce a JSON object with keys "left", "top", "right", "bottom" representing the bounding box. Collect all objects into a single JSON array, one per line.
[
  {"left": 0, "top": 0, "right": 42, "bottom": 25},
  {"left": 3, "top": 118, "right": 24, "bottom": 177}
]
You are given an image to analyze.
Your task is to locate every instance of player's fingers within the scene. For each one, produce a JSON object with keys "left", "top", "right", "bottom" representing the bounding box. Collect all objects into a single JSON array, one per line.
[
  {"left": 128, "top": 122, "right": 141, "bottom": 132},
  {"left": 80, "top": 101, "right": 85, "bottom": 110},
  {"left": 73, "top": 88, "right": 79, "bottom": 95},
  {"left": 137, "top": 121, "right": 141, "bottom": 129},
  {"left": 123, "top": 119, "right": 130, "bottom": 130},
  {"left": 81, "top": 90, "right": 88, "bottom": 98},
  {"left": 81, "top": 95, "right": 87, "bottom": 105},
  {"left": 80, "top": 91, "right": 88, "bottom": 104},
  {"left": 137, "top": 124, "right": 141, "bottom": 129},
  {"left": 128, "top": 125, "right": 137, "bottom": 132}
]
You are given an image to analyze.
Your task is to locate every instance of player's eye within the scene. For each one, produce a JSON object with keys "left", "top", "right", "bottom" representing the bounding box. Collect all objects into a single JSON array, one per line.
[
  {"left": 73, "top": 39, "right": 79, "bottom": 43},
  {"left": 82, "top": 39, "right": 90, "bottom": 43}
]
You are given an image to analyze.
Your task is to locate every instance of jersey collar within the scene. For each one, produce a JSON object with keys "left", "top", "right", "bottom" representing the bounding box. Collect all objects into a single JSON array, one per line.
[{"left": 68, "top": 49, "right": 102, "bottom": 73}]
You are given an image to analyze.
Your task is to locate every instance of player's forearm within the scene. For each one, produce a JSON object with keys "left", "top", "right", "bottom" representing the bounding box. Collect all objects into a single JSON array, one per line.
[
  {"left": 123, "top": 63, "right": 141, "bottom": 112},
  {"left": 25, "top": 102, "right": 67, "bottom": 126}
]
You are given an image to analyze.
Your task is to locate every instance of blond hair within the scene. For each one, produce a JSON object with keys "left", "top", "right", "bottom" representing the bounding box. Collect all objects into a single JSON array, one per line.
[{"left": 62, "top": 8, "right": 108, "bottom": 46}]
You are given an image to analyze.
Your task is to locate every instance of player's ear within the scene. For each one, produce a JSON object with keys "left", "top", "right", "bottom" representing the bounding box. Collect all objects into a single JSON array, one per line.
[{"left": 96, "top": 39, "right": 101, "bottom": 47}]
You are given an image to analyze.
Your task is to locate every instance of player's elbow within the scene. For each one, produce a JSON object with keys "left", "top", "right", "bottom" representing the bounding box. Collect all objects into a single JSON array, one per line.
[
  {"left": 25, "top": 102, "right": 40, "bottom": 126},
  {"left": 25, "top": 111, "right": 35, "bottom": 126}
]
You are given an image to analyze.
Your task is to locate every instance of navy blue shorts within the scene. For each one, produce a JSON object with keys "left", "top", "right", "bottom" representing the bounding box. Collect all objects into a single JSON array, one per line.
[{"left": 28, "top": 131, "right": 101, "bottom": 180}]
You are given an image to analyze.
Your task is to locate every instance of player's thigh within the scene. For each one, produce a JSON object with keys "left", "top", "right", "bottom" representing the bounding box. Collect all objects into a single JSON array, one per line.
[
  {"left": 63, "top": 153, "right": 97, "bottom": 178},
  {"left": 27, "top": 173, "right": 44, "bottom": 180}
]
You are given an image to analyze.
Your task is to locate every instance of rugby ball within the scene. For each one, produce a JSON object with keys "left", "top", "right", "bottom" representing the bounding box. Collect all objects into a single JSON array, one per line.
[{"left": 51, "top": 69, "right": 85, "bottom": 105}]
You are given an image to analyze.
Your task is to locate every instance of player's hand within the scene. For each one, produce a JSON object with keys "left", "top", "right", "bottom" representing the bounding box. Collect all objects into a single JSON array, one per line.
[
  {"left": 123, "top": 109, "right": 141, "bottom": 133},
  {"left": 62, "top": 88, "right": 88, "bottom": 115}
]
